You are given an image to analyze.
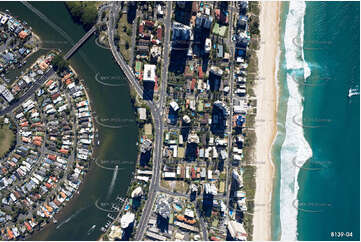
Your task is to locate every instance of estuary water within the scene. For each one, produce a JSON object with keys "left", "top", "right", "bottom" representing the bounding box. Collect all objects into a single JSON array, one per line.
[{"left": 0, "top": 2, "right": 138, "bottom": 240}]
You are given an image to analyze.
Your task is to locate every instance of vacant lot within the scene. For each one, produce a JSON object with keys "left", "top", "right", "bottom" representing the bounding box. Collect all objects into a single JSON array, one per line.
[
  {"left": 116, "top": 13, "right": 132, "bottom": 62},
  {"left": 0, "top": 124, "right": 15, "bottom": 157},
  {"left": 160, "top": 180, "right": 189, "bottom": 194}
]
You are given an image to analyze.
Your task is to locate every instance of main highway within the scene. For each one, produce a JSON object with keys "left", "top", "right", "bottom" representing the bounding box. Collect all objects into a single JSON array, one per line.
[
  {"left": 3, "top": 3, "right": 227, "bottom": 240},
  {"left": 0, "top": 68, "right": 55, "bottom": 116},
  {"left": 0, "top": 2, "right": 185, "bottom": 241},
  {"left": 226, "top": 1, "right": 237, "bottom": 209},
  {"left": 3, "top": 2, "right": 169, "bottom": 240},
  {"left": 106, "top": 2, "right": 172, "bottom": 241}
]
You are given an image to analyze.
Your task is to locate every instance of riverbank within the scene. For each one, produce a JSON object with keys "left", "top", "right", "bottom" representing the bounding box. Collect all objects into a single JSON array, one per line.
[
  {"left": 22, "top": 31, "right": 41, "bottom": 61},
  {"left": 252, "top": 1, "right": 281, "bottom": 240},
  {"left": 0, "top": 2, "right": 139, "bottom": 240}
]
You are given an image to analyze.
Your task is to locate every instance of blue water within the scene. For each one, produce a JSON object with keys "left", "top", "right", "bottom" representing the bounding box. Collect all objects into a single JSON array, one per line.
[{"left": 273, "top": 1, "right": 360, "bottom": 241}]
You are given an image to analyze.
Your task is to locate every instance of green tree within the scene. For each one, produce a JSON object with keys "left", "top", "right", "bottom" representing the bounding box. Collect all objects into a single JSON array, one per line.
[
  {"left": 81, "top": 5, "right": 98, "bottom": 27},
  {"left": 65, "top": 2, "right": 98, "bottom": 30},
  {"left": 67, "top": 2, "right": 82, "bottom": 19},
  {"left": 51, "top": 54, "right": 69, "bottom": 73}
]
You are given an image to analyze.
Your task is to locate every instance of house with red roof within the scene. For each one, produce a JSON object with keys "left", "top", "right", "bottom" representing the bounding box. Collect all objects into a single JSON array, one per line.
[
  {"left": 45, "top": 79, "right": 53, "bottom": 87},
  {"left": 198, "top": 66, "right": 204, "bottom": 79},
  {"left": 138, "top": 23, "right": 144, "bottom": 34},
  {"left": 47, "top": 154, "right": 56, "bottom": 161},
  {"left": 24, "top": 222, "right": 32, "bottom": 232},
  {"left": 157, "top": 26, "right": 163, "bottom": 41},
  {"left": 18, "top": 30, "right": 28, "bottom": 39},
  {"left": 191, "top": 78, "right": 197, "bottom": 91},
  {"left": 7, "top": 228, "right": 14, "bottom": 240},
  {"left": 144, "top": 20, "right": 155, "bottom": 28}
]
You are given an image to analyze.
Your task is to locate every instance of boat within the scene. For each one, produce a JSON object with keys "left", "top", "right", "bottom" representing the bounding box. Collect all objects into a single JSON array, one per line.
[
  {"left": 348, "top": 88, "right": 359, "bottom": 98},
  {"left": 87, "top": 225, "right": 96, "bottom": 235}
]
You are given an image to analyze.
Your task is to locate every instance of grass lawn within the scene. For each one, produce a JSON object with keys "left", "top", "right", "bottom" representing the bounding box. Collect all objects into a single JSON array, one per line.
[
  {"left": 0, "top": 124, "right": 15, "bottom": 157},
  {"left": 117, "top": 13, "right": 132, "bottom": 62}
]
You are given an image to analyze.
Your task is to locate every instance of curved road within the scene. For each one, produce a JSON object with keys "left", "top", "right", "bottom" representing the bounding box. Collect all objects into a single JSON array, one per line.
[
  {"left": 106, "top": 3, "right": 212, "bottom": 240},
  {"left": 106, "top": 3, "right": 164, "bottom": 241}
]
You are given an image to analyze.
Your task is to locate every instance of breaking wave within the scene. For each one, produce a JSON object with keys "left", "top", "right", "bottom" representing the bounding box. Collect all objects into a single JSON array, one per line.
[{"left": 280, "top": 1, "right": 313, "bottom": 240}]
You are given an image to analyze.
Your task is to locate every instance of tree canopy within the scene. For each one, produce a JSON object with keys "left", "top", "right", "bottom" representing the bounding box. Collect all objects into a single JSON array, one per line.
[
  {"left": 65, "top": 2, "right": 98, "bottom": 30},
  {"left": 51, "top": 54, "right": 69, "bottom": 73}
]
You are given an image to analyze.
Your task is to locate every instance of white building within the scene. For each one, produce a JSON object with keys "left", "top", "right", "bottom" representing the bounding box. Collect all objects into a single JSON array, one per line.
[
  {"left": 131, "top": 186, "right": 143, "bottom": 198},
  {"left": 187, "top": 132, "right": 199, "bottom": 144},
  {"left": 232, "top": 169, "right": 243, "bottom": 186},
  {"left": 204, "top": 183, "right": 217, "bottom": 195},
  {"left": 227, "top": 220, "right": 247, "bottom": 241},
  {"left": 184, "top": 208, "right": 195, "bottom": 218},
  {"left": 143, "top": 64, "right": 156, "bottom": 82},
  {"left": 163, "top": 171, "right": 176, "bottom": 179},
  {"left": 205, "top": 38, "right": 211, "bottom": 53},
  {"left": 0, "top": 84, "right": 14, "bottom": 103},
  {"left": 120, "top": 212, "right": 135, "bottom": 229},
  {"left": 170, "top": 101, "right": 179, "bottom": 111},
  {"left": 138, "top": 107, "right": 147, "bottom": 120},
  {"left": 183, "top": 115, "right": 191, "bottom": 124}
]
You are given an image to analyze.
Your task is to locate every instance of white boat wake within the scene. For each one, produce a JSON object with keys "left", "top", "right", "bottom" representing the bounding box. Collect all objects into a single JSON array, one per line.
[
  {"left": 106, "top": 165, "right": 119, "bottom": 200},
  {"left": 56, "top": 206, "right": 90, "bottom": 230}
]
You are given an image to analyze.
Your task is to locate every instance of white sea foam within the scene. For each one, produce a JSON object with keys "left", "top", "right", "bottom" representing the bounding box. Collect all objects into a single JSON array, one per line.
[{"left": 280, "top": 1, "right": 313, "bottom": 240}]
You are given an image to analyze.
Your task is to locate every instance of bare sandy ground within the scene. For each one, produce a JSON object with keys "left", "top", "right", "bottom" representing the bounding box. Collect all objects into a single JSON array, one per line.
[{"left": 252, "top": 1, "right": 281, "bottom": 241}]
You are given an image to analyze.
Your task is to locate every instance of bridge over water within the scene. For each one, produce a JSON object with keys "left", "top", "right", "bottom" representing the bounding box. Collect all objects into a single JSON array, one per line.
[
  {"left": 64, "top": 26, "right": 96, "bottom": 60},
  {"left": 1, "top": 2, "right": 97, "bottom": 115},
  {"left": 21, "top": 1, "right": 97, "bottom": 60}
]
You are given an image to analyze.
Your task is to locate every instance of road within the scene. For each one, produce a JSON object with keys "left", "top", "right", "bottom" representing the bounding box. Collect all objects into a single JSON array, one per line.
[
  {"left": 194, "top": 199, "right": 208, "bottom": 240},
  {"left": 107, "top": 3, "right": 144, "bottom": 98},
  {"left": 134, "top": 3, "right": 172, "bottom": 240},
  {"left": 0, "top": 2, "right": 167, "bottom": 239},
  {"left": 225, "top": 1, "right": 237, "bottom": 209},
  {"left": 106, "top": 3, "right": 167, "bottom": 241},
  {"left": 0, "top": 68, "right": 55, "bottom": 116},
  {"left": 0, "top": 21, "right": 97, "bottom": 116},
  {"left": 133, "top": 2, "right": 172, "bottom": 240},
  {"left": 64, "top": 26, "right": 96, "bottom": 60},
  {"left": 0, "top": 2, "right": 104, "bottom": 116},
  {"left": 2, "top": 2, "right": 236, "bottom": 240},
  {"left": 158, "top": 2, "right": 172, "bottom": 112}
]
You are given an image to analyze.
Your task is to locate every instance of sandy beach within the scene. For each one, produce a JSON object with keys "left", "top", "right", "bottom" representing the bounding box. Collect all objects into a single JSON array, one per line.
[{"left": 252, "top": 1, "right": 281, "bottom": 241}]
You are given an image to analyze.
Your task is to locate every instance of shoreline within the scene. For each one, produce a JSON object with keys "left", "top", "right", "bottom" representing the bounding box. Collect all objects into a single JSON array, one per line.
[
  {"left": 30, "top": 63, "right": 97, "bottom": 240},
  {"left": 252, "top": 1, "right": 281, "bottom": 241}
]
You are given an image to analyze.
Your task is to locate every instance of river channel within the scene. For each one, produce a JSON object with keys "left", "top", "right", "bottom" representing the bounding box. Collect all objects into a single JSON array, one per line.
[{"left": 0, "top": 2, "right": 138, "bottom": 240}]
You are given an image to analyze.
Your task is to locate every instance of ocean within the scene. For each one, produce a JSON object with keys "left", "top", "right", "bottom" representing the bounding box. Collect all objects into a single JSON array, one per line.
[{"left": 272, "top": 1, "right": 360, "bottom": 241}]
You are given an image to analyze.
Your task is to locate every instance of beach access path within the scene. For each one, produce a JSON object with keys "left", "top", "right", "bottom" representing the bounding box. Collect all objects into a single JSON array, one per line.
[{"left": 252, "top": 1, "right": 281, "bottom": 241}]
